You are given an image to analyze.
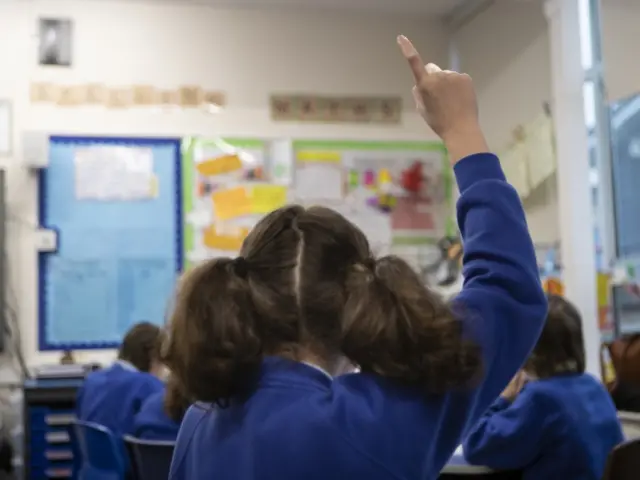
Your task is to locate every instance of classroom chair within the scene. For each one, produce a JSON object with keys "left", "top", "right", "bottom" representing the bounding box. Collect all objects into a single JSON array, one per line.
[
  {"left": 123, "top": 435, "right": 175, "bottom": 480},
  {"left": 73, "top": 420, "right": 128, "bottom": 480},
  {"left": 602, "top": 437, "right": 640, "bottom": 480}
]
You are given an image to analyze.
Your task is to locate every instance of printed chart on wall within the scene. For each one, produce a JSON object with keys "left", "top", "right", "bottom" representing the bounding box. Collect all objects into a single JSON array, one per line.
[
  {"left": 39, "top": 136, "right": 181, "bottom": 350},
  {"left": 182, "top": 137, "right": 289, "bottom": 265},
  {"left": 292, "top": 140, "right": 452, "bottom": 269}
]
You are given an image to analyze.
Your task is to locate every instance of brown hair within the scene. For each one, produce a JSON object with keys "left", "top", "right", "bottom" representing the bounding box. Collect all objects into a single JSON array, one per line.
[
  {"left": 163, "top": 205, "right": 481, "bottom": 407},
  {"left": 118, "top": 322, "right": 165, "bottom": 373},
  {"left": 164, "top": 375, "right": 191, "bottom": 422},
  {"left": 525, "top": 294, "right": 585, "bottom": 378}
]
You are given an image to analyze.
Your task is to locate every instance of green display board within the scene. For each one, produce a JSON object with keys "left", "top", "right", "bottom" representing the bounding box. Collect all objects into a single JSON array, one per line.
[{"left": 180, "top": 137, "right": 453, "bottom": 269}]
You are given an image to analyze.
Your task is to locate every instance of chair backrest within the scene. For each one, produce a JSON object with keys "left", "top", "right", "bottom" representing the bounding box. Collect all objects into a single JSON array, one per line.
[
  {"left": 610, "top": 335, "right": 640, "bottom": 386},
  {"left": 123, "top": 435, "right": 175, "bottom": 480},
  {"left": 603, "top": 438, "right": 640, "bottom": 480},
  {"left": 73, "top": 420, "right": 127, "bottom": 480}
]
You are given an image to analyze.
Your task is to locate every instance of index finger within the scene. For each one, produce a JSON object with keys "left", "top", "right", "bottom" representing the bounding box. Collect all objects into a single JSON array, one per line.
[{"left": 397, "top": 35, "right": 425, "bottom": 83}]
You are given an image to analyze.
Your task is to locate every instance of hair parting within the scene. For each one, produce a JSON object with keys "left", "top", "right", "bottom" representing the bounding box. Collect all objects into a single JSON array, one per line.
[{"left": 165, "top": 205, "right": 483, "bottom": 406}]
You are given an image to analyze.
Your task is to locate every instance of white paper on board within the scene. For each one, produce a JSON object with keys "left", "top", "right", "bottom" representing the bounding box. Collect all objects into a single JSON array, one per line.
[
  {"left": 186, "top": 210, "right": 212, "bottom": 229},
  {"left": 74, "top": 146, "right": 155, "bottom": 201},
  {"left": 295, "top": 163, "right": 343, "bottom": 201}
]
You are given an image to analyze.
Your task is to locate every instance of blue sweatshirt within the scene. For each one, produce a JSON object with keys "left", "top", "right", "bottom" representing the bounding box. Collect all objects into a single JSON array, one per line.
[
  {"left": 133, "top": 390, "right": 182, "bottom": 441},
  {"left": 463, "top": 374, "right": 624, "bottom": 480},
  {"left": 169, "top": 153, "right": 547, "bottom": 480},
  {"left": 76, "top": 362, "right": 164, "bottom": 436}
]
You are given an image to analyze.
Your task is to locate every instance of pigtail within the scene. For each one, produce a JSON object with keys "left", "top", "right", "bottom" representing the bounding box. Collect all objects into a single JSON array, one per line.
[
  {"left": 164, "top": 375, "right": 191, "bottom": 422},
  {"left": 162, "top": 257, "right": 262, "bottom": 407},
  {"left": 341, "top": 255, "right": 482, "bottom": 393}
]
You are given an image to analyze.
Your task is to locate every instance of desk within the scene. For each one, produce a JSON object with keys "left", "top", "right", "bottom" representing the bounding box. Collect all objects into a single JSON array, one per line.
[
  {"left": 440, "top": 451, "right": 521, "bottom": 479},
  {"left": 23, "top": 378, "right": 84, "bottom": 480},
  {"left": 619, "top": 410, "right": 640, "bottom": 439},
  {"left": 442, "top": 453, "right": 493, "bottom": 474}
]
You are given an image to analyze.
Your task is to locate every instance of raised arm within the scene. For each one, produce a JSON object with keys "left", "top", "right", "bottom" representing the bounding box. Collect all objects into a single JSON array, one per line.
[
  {"left": 397, "top": 34, "right": 546, "bottom": 427},
  {"left": 452, "top": 149, "right": 546, "bottom": 428},
  {"left": 316, "top": 38, "right": 547, "bottom": 480}
]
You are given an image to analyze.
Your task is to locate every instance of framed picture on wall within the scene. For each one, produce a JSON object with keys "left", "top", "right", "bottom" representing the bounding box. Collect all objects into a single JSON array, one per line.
[{"left": 38, "top": 18, "right": 73, "bottom": 67}]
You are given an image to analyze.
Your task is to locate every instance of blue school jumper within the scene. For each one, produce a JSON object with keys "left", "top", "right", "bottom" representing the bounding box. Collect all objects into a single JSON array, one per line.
[
  {"left": 463, "top": 373, "right": 624, "bottom": 480},
  {"left": 169, "top": 153, "right": 548, "bottom": 480},
  {"left": 76, "top": 361, "right": 164, "bottom": 436},
  {"left": 133, "top": 390, "right": 182, "bottom": 441}
]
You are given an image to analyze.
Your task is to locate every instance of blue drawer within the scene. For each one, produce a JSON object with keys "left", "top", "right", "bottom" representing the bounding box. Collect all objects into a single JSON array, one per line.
[
  {"left": 30, "top": 464, "right": 74, "bottom": 479},
  {"left": 29, "top": 407, "right": 75, "bottom": 431}
]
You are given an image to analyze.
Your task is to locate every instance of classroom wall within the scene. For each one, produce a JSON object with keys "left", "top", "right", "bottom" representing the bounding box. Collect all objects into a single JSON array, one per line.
[
  {"left": 455, "top": 0, "right": 640, "bottom": 248},
  {"left": 602, "top": 0, "right": 640, "bottom": 102},
  {"left": 455, "top": 0, "right": 557, "bottom": 246},
  {"left": 0, "top": 0, "right": 449, "bottom": 370}
]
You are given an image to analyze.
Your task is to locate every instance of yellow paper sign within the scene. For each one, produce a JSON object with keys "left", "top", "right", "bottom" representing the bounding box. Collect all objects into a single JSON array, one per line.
[
  {"left": 197, "top": 154, "right": 243, "bottom": 177},
  {"left": 212, "top": 187, "right": 251, "bottom": 220},
  {"left": 251, "top": 185, "right": 287, "bottom": 214},
  {"left": 597, "top": 273, "right": 610, "bottom": 308},
  {"left": 203, "top": 225, "right": 249, "bottom": 251},
  {"left": 297, "top": 150, "right": 341, "bottom": 163}
]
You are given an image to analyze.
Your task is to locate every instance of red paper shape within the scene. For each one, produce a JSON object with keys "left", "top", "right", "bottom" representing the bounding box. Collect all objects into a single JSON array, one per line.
[{"left": 401, "top": 161, "right": 423, "bottom": 194}]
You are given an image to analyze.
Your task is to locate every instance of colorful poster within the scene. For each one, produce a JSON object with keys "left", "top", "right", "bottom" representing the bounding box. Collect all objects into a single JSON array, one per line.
[
  {"left": 292, "top": 140, "right": 451, "bottom": 271},
  {"left": 182, "top": 137, "right": 288, "bottom": 266}
]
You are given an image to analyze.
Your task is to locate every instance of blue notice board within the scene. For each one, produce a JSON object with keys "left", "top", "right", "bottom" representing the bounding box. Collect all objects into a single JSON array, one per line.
[{"left": 38, "top": 136, "right": 182, "bottom": 350}]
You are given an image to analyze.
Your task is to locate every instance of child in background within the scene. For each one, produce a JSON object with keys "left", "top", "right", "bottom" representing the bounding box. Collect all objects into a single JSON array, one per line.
[
  {"left": 133, "top": 375, "right": 190, "bottom": 441},
  {"left": 463, "top": 295, "right": 624, "bottom": 480},
  {"left": 164, "top": 35, "right": 548, "bottom": 480},
  {"left": 76, "top": 322, "right": 165, "bottom": 436}
]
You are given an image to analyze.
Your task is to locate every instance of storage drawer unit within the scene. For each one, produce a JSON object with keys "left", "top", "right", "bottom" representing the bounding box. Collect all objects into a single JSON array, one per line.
[{"left": 23, "top": 379, "right": 83, "bottom": 480}]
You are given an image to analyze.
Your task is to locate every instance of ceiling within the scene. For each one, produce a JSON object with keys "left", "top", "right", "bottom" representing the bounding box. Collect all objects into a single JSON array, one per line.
[{"left": 123, "top": 0, "right": 477, "bottom": 17}]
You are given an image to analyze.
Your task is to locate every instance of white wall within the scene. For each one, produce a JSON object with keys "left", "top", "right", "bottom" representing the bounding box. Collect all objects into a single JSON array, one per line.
[
  {"left": 0, "top": 0, "right": 448, "bottom": 368},
  {"left": 455, "top": 0, "right": 640, "bottom": 249},
  {"left": 455, "top": 0, "right": 557, "bottom": 246},
  {"left": 602, "top": 0, "right": 640, "bottom": 103}
]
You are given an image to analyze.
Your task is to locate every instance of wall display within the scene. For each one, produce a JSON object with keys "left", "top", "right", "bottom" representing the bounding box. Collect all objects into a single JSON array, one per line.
[
  {"left": 500, "top": 109, "right": 556, "bottom": 198},
  {"left": 292, "top": 140, "right": 452, "bottom": 271},
  {"left": 29, "top": 82, "right": 226, "bottom": 110},
  {"left": 39, "top": 136, "right": 182, "bottom": 350},
  {"left": 597, "top": 272, "right": 614, "bottom": 341},
  {"left": 38, "top": 18, "right": 73, "bottom": 67},
  {"left": 182, "top": 137, "right": 287, "bottom": 266},
  {"left": 537, "top": 244, "right": 564, "bottom": 297},
  {"left": 537, "top": 243, "right": 615, "bottom": 341},
  {"left": 270, "top": 95, "right": 402, "bottom": 124}
]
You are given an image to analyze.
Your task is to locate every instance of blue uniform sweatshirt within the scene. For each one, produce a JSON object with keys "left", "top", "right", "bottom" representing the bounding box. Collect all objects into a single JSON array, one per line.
[
  {"left": 76, "top": 362, "right": 164, "bottom": 436},
  {"left": 463, "top": 373, "right": 624, "bottom": 480},
  {"left": 133, "top": 390, "right": 182, "bottom": 441},
  {"left": 169, "top": 153, "right": 548, "bottom": 480}
]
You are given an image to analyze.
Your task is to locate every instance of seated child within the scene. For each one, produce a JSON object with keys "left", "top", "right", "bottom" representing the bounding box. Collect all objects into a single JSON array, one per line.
[
  {"left": 76, "top": 322, "right": 166, "bottom": 436},
  {"left": 133, "top": 376, "right": 190, "bottom": 441},
  {"left": 463, "top": 295, "right": 624, "bottom": 480}
]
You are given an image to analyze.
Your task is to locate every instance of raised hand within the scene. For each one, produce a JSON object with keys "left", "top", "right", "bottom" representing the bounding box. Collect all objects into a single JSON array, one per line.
[{"left": 397, "top": 35, "right": 489, "bottom": 163}]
